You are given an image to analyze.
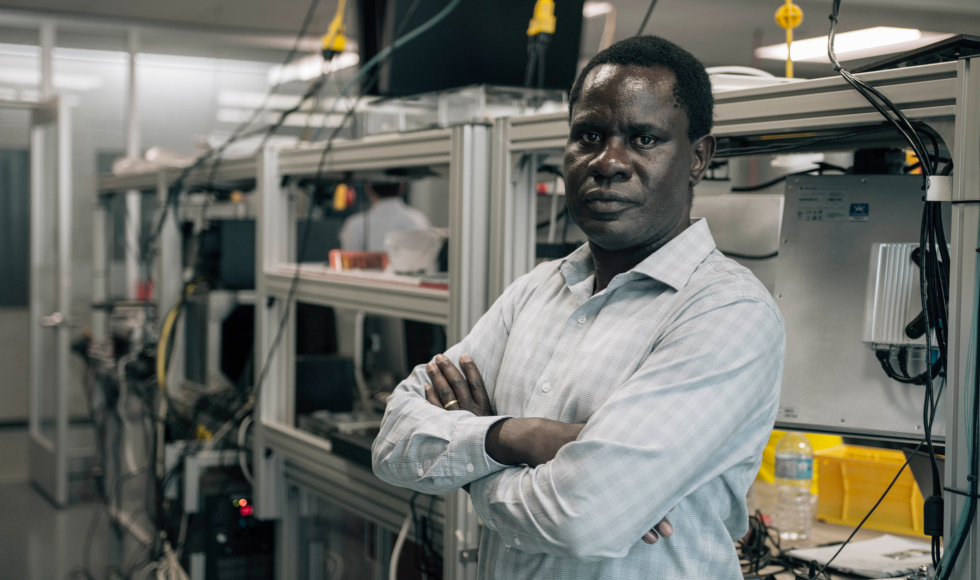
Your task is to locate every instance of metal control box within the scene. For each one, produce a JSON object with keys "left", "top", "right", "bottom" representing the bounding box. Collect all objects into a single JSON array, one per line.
[{"left": 774, "top": 175, "right": 949, "bottom": 440}]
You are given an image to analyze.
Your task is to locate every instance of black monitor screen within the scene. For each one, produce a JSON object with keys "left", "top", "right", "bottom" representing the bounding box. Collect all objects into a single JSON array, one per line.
[{"left": 358, "top": 0, "right": 585, "bottom": 96}]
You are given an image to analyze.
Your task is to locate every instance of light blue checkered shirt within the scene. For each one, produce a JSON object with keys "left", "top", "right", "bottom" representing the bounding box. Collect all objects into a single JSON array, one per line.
[{"left": 373, "top": 219, "right": 785, "bottom": 579}]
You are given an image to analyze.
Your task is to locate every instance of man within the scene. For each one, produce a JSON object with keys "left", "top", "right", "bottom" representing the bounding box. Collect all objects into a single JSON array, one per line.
[
  {"left": 372, "top": 36, "right": 784, "bottom": 578},
  {"left": 341, "top": 180, "right": 433, "bottom": 376},
  {"left": 339, "top": 181, "right": 430, "bottom": 251}
]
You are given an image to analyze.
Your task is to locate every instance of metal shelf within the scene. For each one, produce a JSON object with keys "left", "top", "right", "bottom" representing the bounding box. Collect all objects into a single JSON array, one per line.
[
  {"left": 96, "top": 155, "right": 258, "bottom": 193},
  {"left": 277, "top": 127, "right": 455, "bottom": 177},
  {"left": 255, "top": 125, "right": 492, "bottom": 580},
  {"left": 713, "top": 61, "right": 957, "bottom": 144},
  {"left": 264, "top": 268, "right": 449, "bottom": 325},
  {"left": 262, "top": 421, "right": 445, "bottom": 536}
]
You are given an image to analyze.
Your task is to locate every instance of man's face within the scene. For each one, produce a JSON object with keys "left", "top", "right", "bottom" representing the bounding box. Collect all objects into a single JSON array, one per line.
[{"left": 563, "top": 64, "right": 713, "bottom": 252}]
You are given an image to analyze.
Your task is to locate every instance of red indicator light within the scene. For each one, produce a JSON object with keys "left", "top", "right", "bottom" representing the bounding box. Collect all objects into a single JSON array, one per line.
[{"left": 240, "top": 505, "right": 254, "bottom": 517}]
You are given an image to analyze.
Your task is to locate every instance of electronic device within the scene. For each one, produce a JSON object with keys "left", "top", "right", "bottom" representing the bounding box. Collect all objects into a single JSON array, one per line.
[
  {"left": 184, "top": 290, "right": 255, "bottom": 392},
  {"left": 852, "top": 34, "right": 980, "bottom": 73},
  {"left": 198, "top": 220, "right": 256, "bottom": 290},
  {"left": 357, "top": 0, "right": 585, "bottom": 95},
  {"left": 862, "top": 242, "right": 948, "bottom": 352},
  {"left": 774, "top": 175, "right": 949, "bottom": 440},
  {"left": 183, "top": 467, "right": 275, "bottom": 580},
  {"left": 295, "top": 355, "right": 357, "bottom": 414}
]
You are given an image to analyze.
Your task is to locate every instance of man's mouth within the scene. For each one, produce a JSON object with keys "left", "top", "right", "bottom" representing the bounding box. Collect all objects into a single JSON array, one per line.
[{"left": 581, "top": 190, "right": 636, "bottom": 213}]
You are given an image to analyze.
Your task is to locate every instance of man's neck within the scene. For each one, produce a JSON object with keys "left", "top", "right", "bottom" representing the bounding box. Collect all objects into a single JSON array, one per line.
[{"left": 590, "top": 218, "right": 691, "bottom": 293}]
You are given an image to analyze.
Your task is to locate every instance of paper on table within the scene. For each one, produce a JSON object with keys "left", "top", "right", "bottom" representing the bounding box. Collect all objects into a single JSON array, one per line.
[{"left": 786, "top": 534, "right": 936, "bottom": 578}]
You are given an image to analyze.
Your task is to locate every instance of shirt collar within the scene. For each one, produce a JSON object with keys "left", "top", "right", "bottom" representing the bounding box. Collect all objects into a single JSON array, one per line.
[{"left": 559, "top": 218, "right": 717, "bottom": 292}]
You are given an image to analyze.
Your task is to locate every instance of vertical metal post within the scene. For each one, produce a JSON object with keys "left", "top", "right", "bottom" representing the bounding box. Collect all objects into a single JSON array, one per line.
[
  {"left": 55, "top": 97, "right": 72, "bottom": 505},
  {"left": 155, "top": 171, "right": 183, "bottom": 392},
  {"left": 254, "top": 148, "right": 287, "bottom": 522},
  {"left": 488, "top": 118, "right": 537, "bottom": 304},
  {"left": 446, "top": 125, "right": 492, "bottom": 580},
  {"left": 39, "top": 22, "right": 54, "bottom": 98},
  {"left": 946, "top": 55, "right": 980, "bottom": 580},
  {"left": 91, "top": 196, "right": 108, "bottom": 341},
  {"left": 125, "top": 30, "right": 141, "bottom": 300}
]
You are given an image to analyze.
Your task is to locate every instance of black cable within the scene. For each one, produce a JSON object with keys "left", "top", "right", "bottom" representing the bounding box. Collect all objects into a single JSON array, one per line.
[
  {"left": 537, "top": 34, "right": 548, "bottom": 89},
  {"left": 636, "top": 0, "right": 659, "bottom": 36},
  {"left": 827, "top": 8, "right": 948, "bottom": 562},
  {"left": 140, "top": 0, "right": 326, "bottom": 279},
  {"left": 721, "top": 250, "right": 779, "bottom": 261},
  {"left": 715, "top": 126, "right": 896, "bottom": 159},
  {"left": 250, "top": 0, "right": 463, "bottom": 410},
  {"left": 730, "top": 163, "right": 848, "bottom": 192},
  {"left": 811, "top": 438, "right": 927, "bottom": 578}
]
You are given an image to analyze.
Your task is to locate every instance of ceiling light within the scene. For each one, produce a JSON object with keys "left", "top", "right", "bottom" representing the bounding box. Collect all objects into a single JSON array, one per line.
[
  {"left": 582, "top": 2, "right": 614, "bottom": 18},
  {"left": 755, "top": 27, "right": 923, "bottom": 63}
]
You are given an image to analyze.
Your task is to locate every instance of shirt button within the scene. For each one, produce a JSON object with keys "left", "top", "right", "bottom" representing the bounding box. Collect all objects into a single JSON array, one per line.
[
  {"left": 417, "top": 467, "right": 424, "bottom": 477},
  {"left": 541, "top": 382, "right": 551, "bottom": 393},
  {"left": 577, "top": 315, "right": 586, "bottom": 324},
  {"left": 466, "top": 463, "right": 474, "bottom": 473},
  {"left": 514, "top": 537, "right": 521, "bottom": 546}
]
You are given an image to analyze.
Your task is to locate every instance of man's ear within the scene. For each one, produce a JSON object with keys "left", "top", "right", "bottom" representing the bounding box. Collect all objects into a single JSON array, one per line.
[{"left": 689, "top": 134, "right": 717, "bottom": 187}]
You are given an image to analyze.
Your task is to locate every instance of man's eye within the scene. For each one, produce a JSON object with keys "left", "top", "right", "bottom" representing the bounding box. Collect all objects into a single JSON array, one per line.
[
  {"left": 632, "top": 135, "right": 657, "bottom": 147},
  {"left": 581, "top": 132, "right": 602, "bottom": 143}
]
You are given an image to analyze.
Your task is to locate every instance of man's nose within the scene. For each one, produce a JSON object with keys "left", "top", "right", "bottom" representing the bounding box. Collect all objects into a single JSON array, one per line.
[{"left": 588, "top": 139, "right": 633, "bottom": 182}]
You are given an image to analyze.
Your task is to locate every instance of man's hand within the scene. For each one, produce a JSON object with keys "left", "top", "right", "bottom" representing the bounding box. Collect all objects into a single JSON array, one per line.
[
  {"left": 423, "top": 354, "right": 494, "bottom": 416},
  {"left": 422, "top": 355, "right": 673, "bottom": 545}
]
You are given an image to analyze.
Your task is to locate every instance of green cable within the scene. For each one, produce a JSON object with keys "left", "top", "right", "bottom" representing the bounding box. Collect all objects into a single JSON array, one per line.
[{"left": 311, "top": 0, "right": 463, "bottom": 142}]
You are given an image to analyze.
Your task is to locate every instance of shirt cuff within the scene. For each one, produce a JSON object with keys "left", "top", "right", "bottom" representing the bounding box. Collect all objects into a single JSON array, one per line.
[{"left": 443, "top": 414, "right": 512, "bottom": 480}]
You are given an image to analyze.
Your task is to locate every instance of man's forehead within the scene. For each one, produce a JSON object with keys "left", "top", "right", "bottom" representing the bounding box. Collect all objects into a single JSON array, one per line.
[{"left": 582, "top": 63, "right": 677, "bottom": 96}]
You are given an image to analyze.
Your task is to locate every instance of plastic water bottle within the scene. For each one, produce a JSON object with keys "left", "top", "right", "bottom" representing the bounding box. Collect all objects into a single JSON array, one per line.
[{"left": 773, "top": 431, "right": 815, "bottom": 540}]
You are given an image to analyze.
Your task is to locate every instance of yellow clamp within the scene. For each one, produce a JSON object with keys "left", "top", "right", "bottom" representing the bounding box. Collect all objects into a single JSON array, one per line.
[
  {"left": 527, "top": 0, "right": 556, "bottom": 36},
  {"left": 322, "top": 0, "right": 348, "bottom": 58},
  {"left": 774, "top": 0, "right": 803, "bottom": 78}
]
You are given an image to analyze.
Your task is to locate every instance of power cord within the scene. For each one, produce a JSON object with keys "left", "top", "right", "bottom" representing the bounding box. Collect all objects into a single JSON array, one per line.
[
  {"left": 636, "top": 0, "right": 660, "bottom": 36},
  {"left": 825, "top": 2, "right": 949, "bottom": 569}
]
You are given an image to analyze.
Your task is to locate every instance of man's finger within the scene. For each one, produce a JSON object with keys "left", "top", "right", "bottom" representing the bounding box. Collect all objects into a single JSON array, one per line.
[
  {"left": 459, "top": 355, "right": 491, "bottom": 410},
  {"left": 426, "top": 361, "right": 459, "bottom": 410},
  {"left": 434, "top": 354, "right": 474, "bottom": 409},
  {"left": 423, "top": 384, "right": 442, "bottom": 407},
  {"left": 642, "top": 530, "right": 659, "bottom": 545},
  {"left": 654, "top": 517, "right": 673, "bottom": 538}
]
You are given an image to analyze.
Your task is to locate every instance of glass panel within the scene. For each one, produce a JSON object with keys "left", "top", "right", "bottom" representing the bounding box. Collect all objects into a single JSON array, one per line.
[
  {"left": 292, "top": 485, "right": 435, "bottom": 580},
  {"left": 295, "top": 304, "right": 446, "bottom": 443},
  {"left": 286, "top": 171, "right": 450, "bottom": 269},
  {"left": 35, "top": 121, "right": 60, "bottom": 447},
  {"left": 532, "top": 149, "right": 585, "bottom": 265}
]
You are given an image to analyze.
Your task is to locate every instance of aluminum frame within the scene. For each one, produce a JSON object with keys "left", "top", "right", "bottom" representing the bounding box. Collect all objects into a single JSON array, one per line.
[
  {"left": 254, "top": 125, "right": 492, "bottom": 580},
  {"left": 494, "top": 58, "right": 980, "bottom": 579},
  {"left": 25, "top": 96, "right": 73, "bottom": 507}
]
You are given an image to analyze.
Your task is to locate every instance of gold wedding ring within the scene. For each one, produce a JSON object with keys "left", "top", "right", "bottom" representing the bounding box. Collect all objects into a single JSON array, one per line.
[{"left": 444, "top": 399, "right": 458, "bottom": 409}]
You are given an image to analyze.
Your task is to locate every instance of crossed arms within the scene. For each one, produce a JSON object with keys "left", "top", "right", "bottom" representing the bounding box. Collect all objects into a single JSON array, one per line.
[{"left": 370, "top": 272, "right": 784, "bottom": 561}]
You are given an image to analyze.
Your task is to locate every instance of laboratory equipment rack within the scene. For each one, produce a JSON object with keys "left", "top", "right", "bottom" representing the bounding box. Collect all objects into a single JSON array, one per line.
[
  {"left": 494, "top": 57, "right": 979, "bottom": 580},
  {"left": 253, "top": 125, "right": 491, "bottom": 580}
]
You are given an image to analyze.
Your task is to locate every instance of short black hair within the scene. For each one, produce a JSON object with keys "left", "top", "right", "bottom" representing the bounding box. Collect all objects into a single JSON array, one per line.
[
  {"left": 568, "top": 35, "right": 714, "bottom": 142},
  {"left": 371, "top": 182, "right": 403, "bottom": 198}
]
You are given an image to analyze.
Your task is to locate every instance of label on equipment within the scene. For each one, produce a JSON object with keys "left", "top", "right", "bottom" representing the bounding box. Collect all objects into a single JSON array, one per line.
[
  {"left": 796, "top": 185, "right": 850, "bottom": 222},
  {"left": 775, "top": 456, "right": 814, "bottom": 479}
]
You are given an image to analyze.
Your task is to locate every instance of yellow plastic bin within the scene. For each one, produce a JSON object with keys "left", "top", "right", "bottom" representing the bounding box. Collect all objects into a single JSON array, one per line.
[{"left": 815, "top": 445, "right": 925, "bottom": 537}]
